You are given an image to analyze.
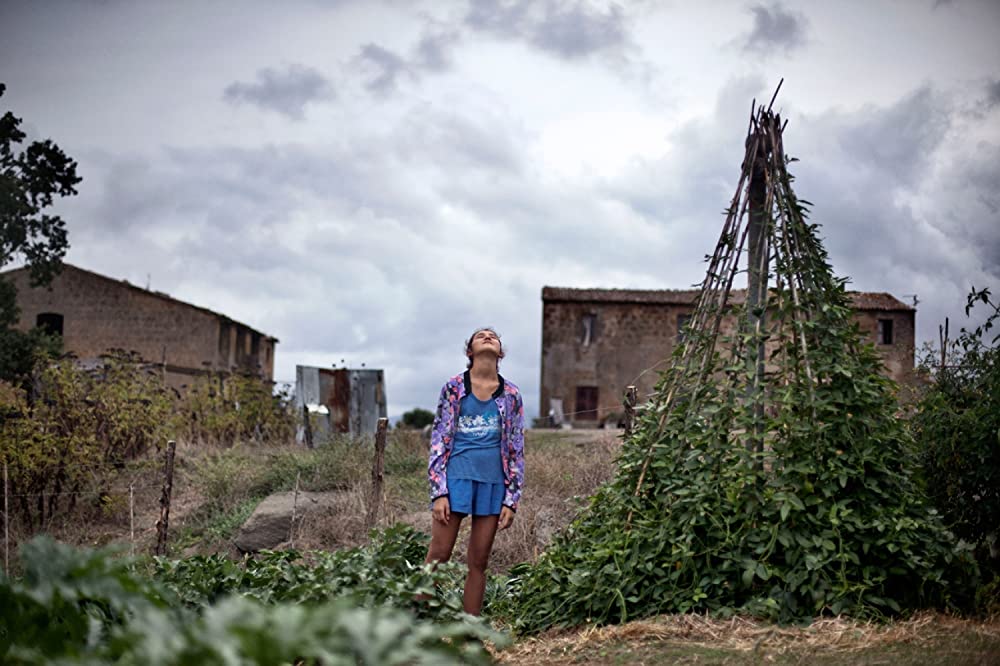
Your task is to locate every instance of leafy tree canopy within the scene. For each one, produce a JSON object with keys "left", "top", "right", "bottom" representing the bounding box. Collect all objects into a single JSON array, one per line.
[
  {"left": 0, "top": 82, "right": 79, "bottom": 384},
  {"left": 1, "top": 82, "right": 80, "bottom": 285},
  {"left": 400, "top": 407, "right": 435, "bottom": 429}
]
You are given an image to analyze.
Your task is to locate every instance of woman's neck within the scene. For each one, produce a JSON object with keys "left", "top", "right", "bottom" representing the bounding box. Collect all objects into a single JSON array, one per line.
[{"left": 469, "top": 360, "right": 498, "bottom": 382}]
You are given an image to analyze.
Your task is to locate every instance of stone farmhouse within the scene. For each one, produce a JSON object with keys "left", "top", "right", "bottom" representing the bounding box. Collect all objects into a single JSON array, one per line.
[
  {"left": 2, "top": 264, "right": 277, "bottom": 390},
  {"left": 540, "top": 286, "right": 916, "bottom": 428}
]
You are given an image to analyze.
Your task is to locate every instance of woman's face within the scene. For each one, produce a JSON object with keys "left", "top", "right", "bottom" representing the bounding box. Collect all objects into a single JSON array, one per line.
[{"left": 468, "top": 329, "right": 501, "bottom": 357}]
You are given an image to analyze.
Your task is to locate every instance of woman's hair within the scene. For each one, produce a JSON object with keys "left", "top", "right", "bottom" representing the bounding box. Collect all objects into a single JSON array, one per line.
[{"left": 465, "top": 327, "right": 505, "bottom": 370}]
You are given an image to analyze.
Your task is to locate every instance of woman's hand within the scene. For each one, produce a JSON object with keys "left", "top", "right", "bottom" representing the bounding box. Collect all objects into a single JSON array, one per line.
[
  {"left": 432, "top": 496, "right": 451, "bottom": 524},
  {"left": 498, "top": 506, "right": 515, "bottom": 530}
]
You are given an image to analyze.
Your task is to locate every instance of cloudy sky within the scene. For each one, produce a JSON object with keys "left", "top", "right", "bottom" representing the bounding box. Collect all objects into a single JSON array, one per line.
[{"left": 2, "top": 0, "right": 998, "bottom": 420}]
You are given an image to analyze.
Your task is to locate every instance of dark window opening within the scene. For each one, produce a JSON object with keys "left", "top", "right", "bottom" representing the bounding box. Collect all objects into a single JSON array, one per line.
[
  {"left": 575, "top": 386, "right": 598, "bottom": 421},
  {"left": 877, "top": 318, "right": 893, "bottom": 345},
  {"left": 36, "top": 312, "right": 64, "bottom": 336},
  {"left": 218, "top": 322, "right": 232, "bottom": 361},
  {"left": 677, "top": 313, "right": 692, "bottom": 343},
  {"left": 581, "top": 313, "right": 597, "bottom": 347}
]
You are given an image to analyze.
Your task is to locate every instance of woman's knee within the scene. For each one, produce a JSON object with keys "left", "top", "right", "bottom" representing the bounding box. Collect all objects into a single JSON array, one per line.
[
  {"left": 466, "top": 549, "right": 490, "bottom": 573},
  {"left": 426, "top": 543, "right": 453, "bottom": 564}
]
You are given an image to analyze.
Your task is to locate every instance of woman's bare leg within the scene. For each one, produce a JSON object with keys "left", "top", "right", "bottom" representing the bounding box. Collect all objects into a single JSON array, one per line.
[
  {"left": 426, "top": 513, "right": 463, "bottom": 565},
  {"left": 463, "top": 514, "right": 499, "bottom": 615}
]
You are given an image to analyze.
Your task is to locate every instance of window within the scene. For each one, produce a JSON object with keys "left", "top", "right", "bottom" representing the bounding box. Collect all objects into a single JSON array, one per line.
[
  {"left": 575, "top": 386, "right": 599, "bottom": 421},
  {"left": 581, "top": 313, "right": 597, "bottom": 347},
  {"left": 36, "top": 312, "right": 64, "bottom": 336},
  {"left": 677, "top": 313, "right": 692, "bottom": 343},
  {"left": 877, "top": 318, "right": 893, "bottom": 345}
]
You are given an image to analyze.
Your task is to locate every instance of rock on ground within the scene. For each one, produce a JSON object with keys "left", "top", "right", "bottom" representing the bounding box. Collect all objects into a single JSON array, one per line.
[{"left": 235, "top": 491, "right": 343, "bottom": 552}]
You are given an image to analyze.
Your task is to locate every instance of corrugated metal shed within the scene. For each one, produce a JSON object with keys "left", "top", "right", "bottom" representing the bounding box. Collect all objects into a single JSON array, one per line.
[{"left": 295, "top": 366, "right": 387, "bottom": 439}]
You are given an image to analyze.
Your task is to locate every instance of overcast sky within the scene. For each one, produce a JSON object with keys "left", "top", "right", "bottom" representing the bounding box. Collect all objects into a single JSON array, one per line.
[{"left": 2, "top": 0, "right": 998, "bottom": 420}]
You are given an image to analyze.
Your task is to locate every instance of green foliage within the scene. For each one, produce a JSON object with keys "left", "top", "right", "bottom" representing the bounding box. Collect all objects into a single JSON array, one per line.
[
  {"left": 0, "top": 352, "right": 174, "bottom": 528},
  {"left": 913, "top": 287, "right": 1000, "bottom": 574},
  {"left": 178, "top": 373, "right": 295, "bottom": 446},
  {"left": 1, "top": 529, "right": 505, "bottom": 665},
  {"left": 0, "top": 277, "right": 62, "bottom": 386},
  {"left": 509, "top": 117, "right": 974, "bottom": 633},
  {"left": 401, "top": 407, "right": 435, "bottom": 429},
  {"left": 155, "top": 524, "right": 472, "bottom": 621},
  {"left": 1, "top": 82, "right": 80, "bottom": 284}
]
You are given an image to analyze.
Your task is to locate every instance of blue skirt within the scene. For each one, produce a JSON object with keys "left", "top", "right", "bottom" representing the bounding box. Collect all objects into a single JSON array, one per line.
[{"left": 447, "top": 479, "right": 504, "bottom": 516}]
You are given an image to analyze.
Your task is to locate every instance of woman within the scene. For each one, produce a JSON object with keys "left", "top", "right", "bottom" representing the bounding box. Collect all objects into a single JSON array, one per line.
[{"left": 426, "top": 327, "right": 525, "bottom": 616}]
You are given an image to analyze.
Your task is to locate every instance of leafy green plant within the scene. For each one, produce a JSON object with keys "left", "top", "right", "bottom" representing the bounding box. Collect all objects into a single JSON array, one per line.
[
  {"left": 155, "top": 524, "right": 472, "bottom": 621},
  {"left": 1, "top": 530, "right": 506, "bottom": 665},
  {"left": 913, "top": 287, "right": 999, "bottom": 577},
  {"left": 508, "top": 105, "right": 974, "bottom": 633}
]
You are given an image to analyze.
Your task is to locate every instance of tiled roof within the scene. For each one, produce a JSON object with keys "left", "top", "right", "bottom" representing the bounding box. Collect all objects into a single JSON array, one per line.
[{"left": 542, "top": 287, "right": 914, "bottom": 311}]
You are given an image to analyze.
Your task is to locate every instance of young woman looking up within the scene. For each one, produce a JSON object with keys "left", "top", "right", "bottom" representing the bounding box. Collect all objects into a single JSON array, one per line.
[{"left": 425, "top": 327, "right": 525, "bottom": 616}]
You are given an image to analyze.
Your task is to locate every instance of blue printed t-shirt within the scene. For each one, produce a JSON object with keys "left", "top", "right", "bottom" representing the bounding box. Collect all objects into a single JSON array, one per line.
[{"left": 446, "top": 393, "right": 504, "bottom": 483}]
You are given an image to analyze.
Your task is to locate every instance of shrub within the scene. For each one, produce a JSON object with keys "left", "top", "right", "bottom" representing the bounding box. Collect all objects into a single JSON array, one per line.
[
  {"left": 179, "top": 373, "right": 294, "bottom": 446},
  {"left": 913, "top": 287, "right": 1000, "bottom": 575},
  {"left": 0, "top": 352, "right": 173, "bottom": 528}
]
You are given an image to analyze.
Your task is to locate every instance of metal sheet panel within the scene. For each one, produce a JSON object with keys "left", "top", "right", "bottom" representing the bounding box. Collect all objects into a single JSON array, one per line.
[{"left": 296, "top": 365, "right": 388, "bottom": 439}]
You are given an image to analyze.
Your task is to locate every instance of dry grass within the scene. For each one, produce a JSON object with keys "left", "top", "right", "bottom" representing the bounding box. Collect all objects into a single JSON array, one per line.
[
  {"left": 496, "top": 612, "right": 1000, "bottom": 665},
  {"left": 388, "top": 428, "right": 622, "bottom": 572}
]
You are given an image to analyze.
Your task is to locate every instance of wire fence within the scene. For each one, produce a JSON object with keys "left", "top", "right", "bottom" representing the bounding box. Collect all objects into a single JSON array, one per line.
[{"left": 2, "top": 440, "right": 177, "bottom": 572}]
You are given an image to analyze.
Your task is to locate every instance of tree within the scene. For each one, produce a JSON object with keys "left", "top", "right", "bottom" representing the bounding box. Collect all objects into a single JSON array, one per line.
[
  {"left": 1, "top": 82, "right": 80, "bottom": 284},
  {"left": 0, "top": 82, "right": 80, "bottom": 384},
  {"left": 400, "top": 407, "right": 435, "bottom": 429}
]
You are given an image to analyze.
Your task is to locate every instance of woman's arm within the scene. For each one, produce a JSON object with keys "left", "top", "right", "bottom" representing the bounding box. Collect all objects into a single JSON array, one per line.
[
  {"left": 428, "top": 383, "right": 454, "bottom": 504},
  {"left": 503, "top": 391, "right": 525, "bottom": 511}
]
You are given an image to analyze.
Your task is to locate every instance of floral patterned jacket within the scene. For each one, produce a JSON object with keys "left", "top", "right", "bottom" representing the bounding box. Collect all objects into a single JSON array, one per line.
[{"left": 428, "top": 370, "right": 525, "bottom": 511}]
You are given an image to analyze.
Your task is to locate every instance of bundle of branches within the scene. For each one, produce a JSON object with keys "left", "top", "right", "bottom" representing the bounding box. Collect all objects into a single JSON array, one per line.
[{"left": 512, "top": 92, "right": 976, "bottom": 632}]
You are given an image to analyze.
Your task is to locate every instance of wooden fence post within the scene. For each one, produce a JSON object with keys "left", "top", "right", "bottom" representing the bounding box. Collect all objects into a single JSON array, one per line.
[
  {"left": 129, "top": 482, "right": 135, "bottom": 557},
  {"left": 365, "top": 418, "right": 388, "bottom": 532},
  {"left": 3, "top": 461, "right": 8, "bottom": 573},
  {"left": 939, "top": 317, "right": 949, "bottom": 370},
  {"left": 623, "top": 385, "right": 638, "bottom": 438},
  {"left": 154, "top": 440, "right": 176, "bottom": 556},
  {"left": 289, "top": 471, "right": 301, "bottom": 547}
]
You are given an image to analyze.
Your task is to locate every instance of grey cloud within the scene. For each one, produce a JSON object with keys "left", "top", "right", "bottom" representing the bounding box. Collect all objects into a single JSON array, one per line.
[
  {"left": 357, "top": 43, "right": 412, "bottom": 95},
  {"left": 833, "top": 87, "right": 951, "bottom": 188},
  {"left": 69, "top": 103, "right": 540, "bottom": 414},
  {"left": 223, "top": 64, "right": 333, "bottom": 119},
  {"left": 356, "top": 28, "right": 460, "bottom": 96},
  {"left": 741, "top": 2, "right": 808, "bottom": 54},
  {"left": 465, "top": 0, "right": 631, "bottom": 61},
  {"left": 986, "top": 79, "right": 1000, "bottom": 108},
  {"left": 413, "top": 29, "right": 461, "bottom": 72}
]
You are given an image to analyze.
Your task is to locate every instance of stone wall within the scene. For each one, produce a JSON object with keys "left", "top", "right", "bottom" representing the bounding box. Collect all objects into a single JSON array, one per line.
[
  {"left": 541, "top": 288, "right": 916, "bottom": 427},
  {"left": 4, "top": 265, "right": 275, "bottom": 388}
]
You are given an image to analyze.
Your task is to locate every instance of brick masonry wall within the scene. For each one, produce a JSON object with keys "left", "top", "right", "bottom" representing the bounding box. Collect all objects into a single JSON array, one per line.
[
  {"left": 541, "top": 299, "right": 915, "bottom": 426},
  {"left": 5, "top": 265, "right": 274, "bottom": 385}
]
